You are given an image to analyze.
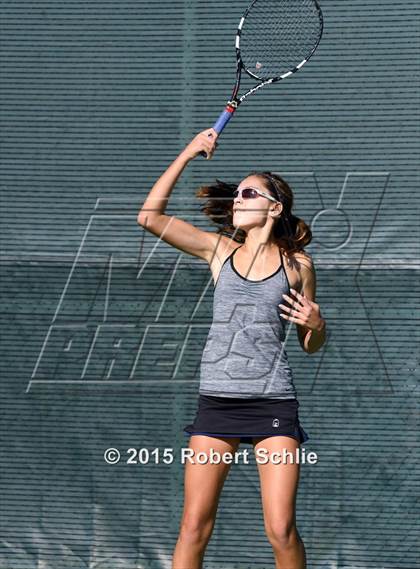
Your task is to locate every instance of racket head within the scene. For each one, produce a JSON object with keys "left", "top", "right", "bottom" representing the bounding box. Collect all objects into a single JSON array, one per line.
[{"left": 236, "top": 0, "right": 323, "bottom": 83}]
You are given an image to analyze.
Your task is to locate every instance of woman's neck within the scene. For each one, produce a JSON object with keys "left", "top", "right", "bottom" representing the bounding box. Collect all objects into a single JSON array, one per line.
[{"left": 241, "top": 240, "right": 278, "bottom": 258}]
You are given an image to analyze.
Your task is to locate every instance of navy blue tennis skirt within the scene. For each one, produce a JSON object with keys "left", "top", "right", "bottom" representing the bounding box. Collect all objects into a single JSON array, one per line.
[{"left": 183, "top": 394, "right": 309, "bottom": 445}]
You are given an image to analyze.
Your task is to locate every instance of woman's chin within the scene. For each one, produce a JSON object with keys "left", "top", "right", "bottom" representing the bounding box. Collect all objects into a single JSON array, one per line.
[
  {"left": 233, "top": 219, "right": 253, "bottom": 231},
  {"left": 233, "top": 216, "right": 248, "bottom": 229}
]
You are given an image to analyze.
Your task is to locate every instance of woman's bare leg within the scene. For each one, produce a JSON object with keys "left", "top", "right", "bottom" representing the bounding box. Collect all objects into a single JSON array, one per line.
[
  {"left": 253, "top": 435, "right": 306, "bottom": 569},
  {"left": 172, "top": 434, "right": 241, "bottom": 569}
]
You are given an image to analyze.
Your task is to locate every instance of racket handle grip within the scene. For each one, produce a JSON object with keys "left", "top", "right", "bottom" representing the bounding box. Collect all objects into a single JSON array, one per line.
[
  {"left": 213, "top": 105, "right": 236, "bottom": 135},
  {"left": 200, "top": 105, "right": 236, "bottom": 158}
]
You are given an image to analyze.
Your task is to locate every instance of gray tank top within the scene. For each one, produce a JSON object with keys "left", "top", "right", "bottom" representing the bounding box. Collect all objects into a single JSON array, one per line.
[{"left": 199, "top": 244, "right": 297, "bottom": 399}]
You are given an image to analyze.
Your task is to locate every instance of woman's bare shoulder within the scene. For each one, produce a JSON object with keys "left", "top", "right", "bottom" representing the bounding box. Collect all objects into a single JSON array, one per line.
[
  {"left": 206, "top": 233, "right": 242, "bottom": 265},
  {"left": 283, "top": 248, "right": 313, "bottom": 271}
]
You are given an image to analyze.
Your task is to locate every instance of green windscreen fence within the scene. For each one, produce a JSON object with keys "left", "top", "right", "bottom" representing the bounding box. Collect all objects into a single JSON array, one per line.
[{"left": 1, "top": 1, "right": 419, "bottom": 568}]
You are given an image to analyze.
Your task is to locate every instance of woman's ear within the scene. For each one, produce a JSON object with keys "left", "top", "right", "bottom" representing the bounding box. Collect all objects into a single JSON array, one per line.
[{"left": 271, "top": 204, "right": 283, "bottom": 217}]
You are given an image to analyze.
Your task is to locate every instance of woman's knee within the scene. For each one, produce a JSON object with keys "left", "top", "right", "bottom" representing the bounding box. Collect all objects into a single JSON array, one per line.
[
  {"left": 265, "top": 518, "right": 299, "bottom": 549},
  {"left": 178, "top": 512, "right": 215, "bottom": 547}
]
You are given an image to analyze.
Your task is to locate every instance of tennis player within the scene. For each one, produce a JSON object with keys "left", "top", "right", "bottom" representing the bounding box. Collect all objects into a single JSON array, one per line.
[{"left": 137, "top": 128, "right": 326, "bottom": 569}]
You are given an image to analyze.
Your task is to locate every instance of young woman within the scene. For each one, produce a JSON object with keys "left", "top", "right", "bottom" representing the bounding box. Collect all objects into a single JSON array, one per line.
[{"left": 137, "top": 128, "right": 326, "bottom": 569}]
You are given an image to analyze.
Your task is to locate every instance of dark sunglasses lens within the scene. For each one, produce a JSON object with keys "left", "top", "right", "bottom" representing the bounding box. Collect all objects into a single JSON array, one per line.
[
  {"left": 243, "top": 188, "right": 258, "bottom": 199},
  {"left": 233, "top": 188, "right": 258, "bottom": 199}
]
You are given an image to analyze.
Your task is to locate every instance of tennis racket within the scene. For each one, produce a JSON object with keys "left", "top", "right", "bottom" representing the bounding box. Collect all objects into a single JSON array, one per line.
[{"left": 202, "top": 0, "right": 323, "bottom": 157}]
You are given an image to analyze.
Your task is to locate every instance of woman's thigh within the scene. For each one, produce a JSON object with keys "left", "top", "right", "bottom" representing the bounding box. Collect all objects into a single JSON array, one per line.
[
  {"left": 182, "top": 435, "right": 241, "bottom": 522},
  {"left": 252, "top": 435, "right": 301, "bottom": 528}
]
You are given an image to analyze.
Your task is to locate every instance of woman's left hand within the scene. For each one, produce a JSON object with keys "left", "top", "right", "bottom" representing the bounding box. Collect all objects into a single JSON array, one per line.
[{"left": 278, "top": 288, "right": 325, "bottom": 332}]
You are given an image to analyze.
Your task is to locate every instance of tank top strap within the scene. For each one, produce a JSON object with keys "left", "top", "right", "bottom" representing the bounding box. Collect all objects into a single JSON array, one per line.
[
  {"left": 223, "top": 244, "right": 243, "bottom": 267},
  {"left": 279, "top": 247, "right": 291, "bottom": 293},
  {"left": 213, "top": 244, "right": 243, "bottom": 289}
]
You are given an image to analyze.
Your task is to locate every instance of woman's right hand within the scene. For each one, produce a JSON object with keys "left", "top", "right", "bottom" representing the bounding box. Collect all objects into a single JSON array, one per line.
[{"left": 181, "top": 128, "right": 219, "bottom": 161}]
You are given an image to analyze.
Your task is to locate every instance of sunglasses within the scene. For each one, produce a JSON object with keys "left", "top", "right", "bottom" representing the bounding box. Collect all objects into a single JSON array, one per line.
[{"left": 233, "top": 186, "right": 280, "bottom": 204}]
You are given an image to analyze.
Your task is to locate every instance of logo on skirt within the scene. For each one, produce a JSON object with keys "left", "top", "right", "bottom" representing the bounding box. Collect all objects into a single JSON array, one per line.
[{"left": 272, "top": 418, "right": 280, "bottom": 427}]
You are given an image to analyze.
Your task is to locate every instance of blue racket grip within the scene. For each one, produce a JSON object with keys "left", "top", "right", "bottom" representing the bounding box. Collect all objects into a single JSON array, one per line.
[
  {"left": 213, "top": 105, "right": 236, "bottom": 135},
  {"left": 200, "top": 104, "right": 236, "bottom": 158}
]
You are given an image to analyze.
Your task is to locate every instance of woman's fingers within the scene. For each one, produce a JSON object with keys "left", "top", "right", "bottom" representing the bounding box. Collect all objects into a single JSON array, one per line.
[
  {"left": 201, "top": 136, "right": 217, "bottom": 159},
  {"left": 202, "top": 129, "right": 218, "bottom": 148},
  {"left": 205, "top": 127, "right": 218, "bottom": 139},
  {"left": 202, "top": 131, "right": 216, "bottom": 143},
  {"left": 182, "top": 128, "right": 218, "bottom": 160}
]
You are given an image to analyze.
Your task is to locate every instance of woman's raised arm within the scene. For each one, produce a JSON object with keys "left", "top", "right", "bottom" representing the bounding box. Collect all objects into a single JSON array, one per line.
[{"left": 137, "top": 129, "right": 219, "bottom": 262}]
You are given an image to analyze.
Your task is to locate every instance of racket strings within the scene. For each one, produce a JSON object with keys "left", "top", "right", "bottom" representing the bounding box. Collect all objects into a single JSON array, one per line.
[{"left": 240, "top": 0, "right": 322, "bottom": 80}]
